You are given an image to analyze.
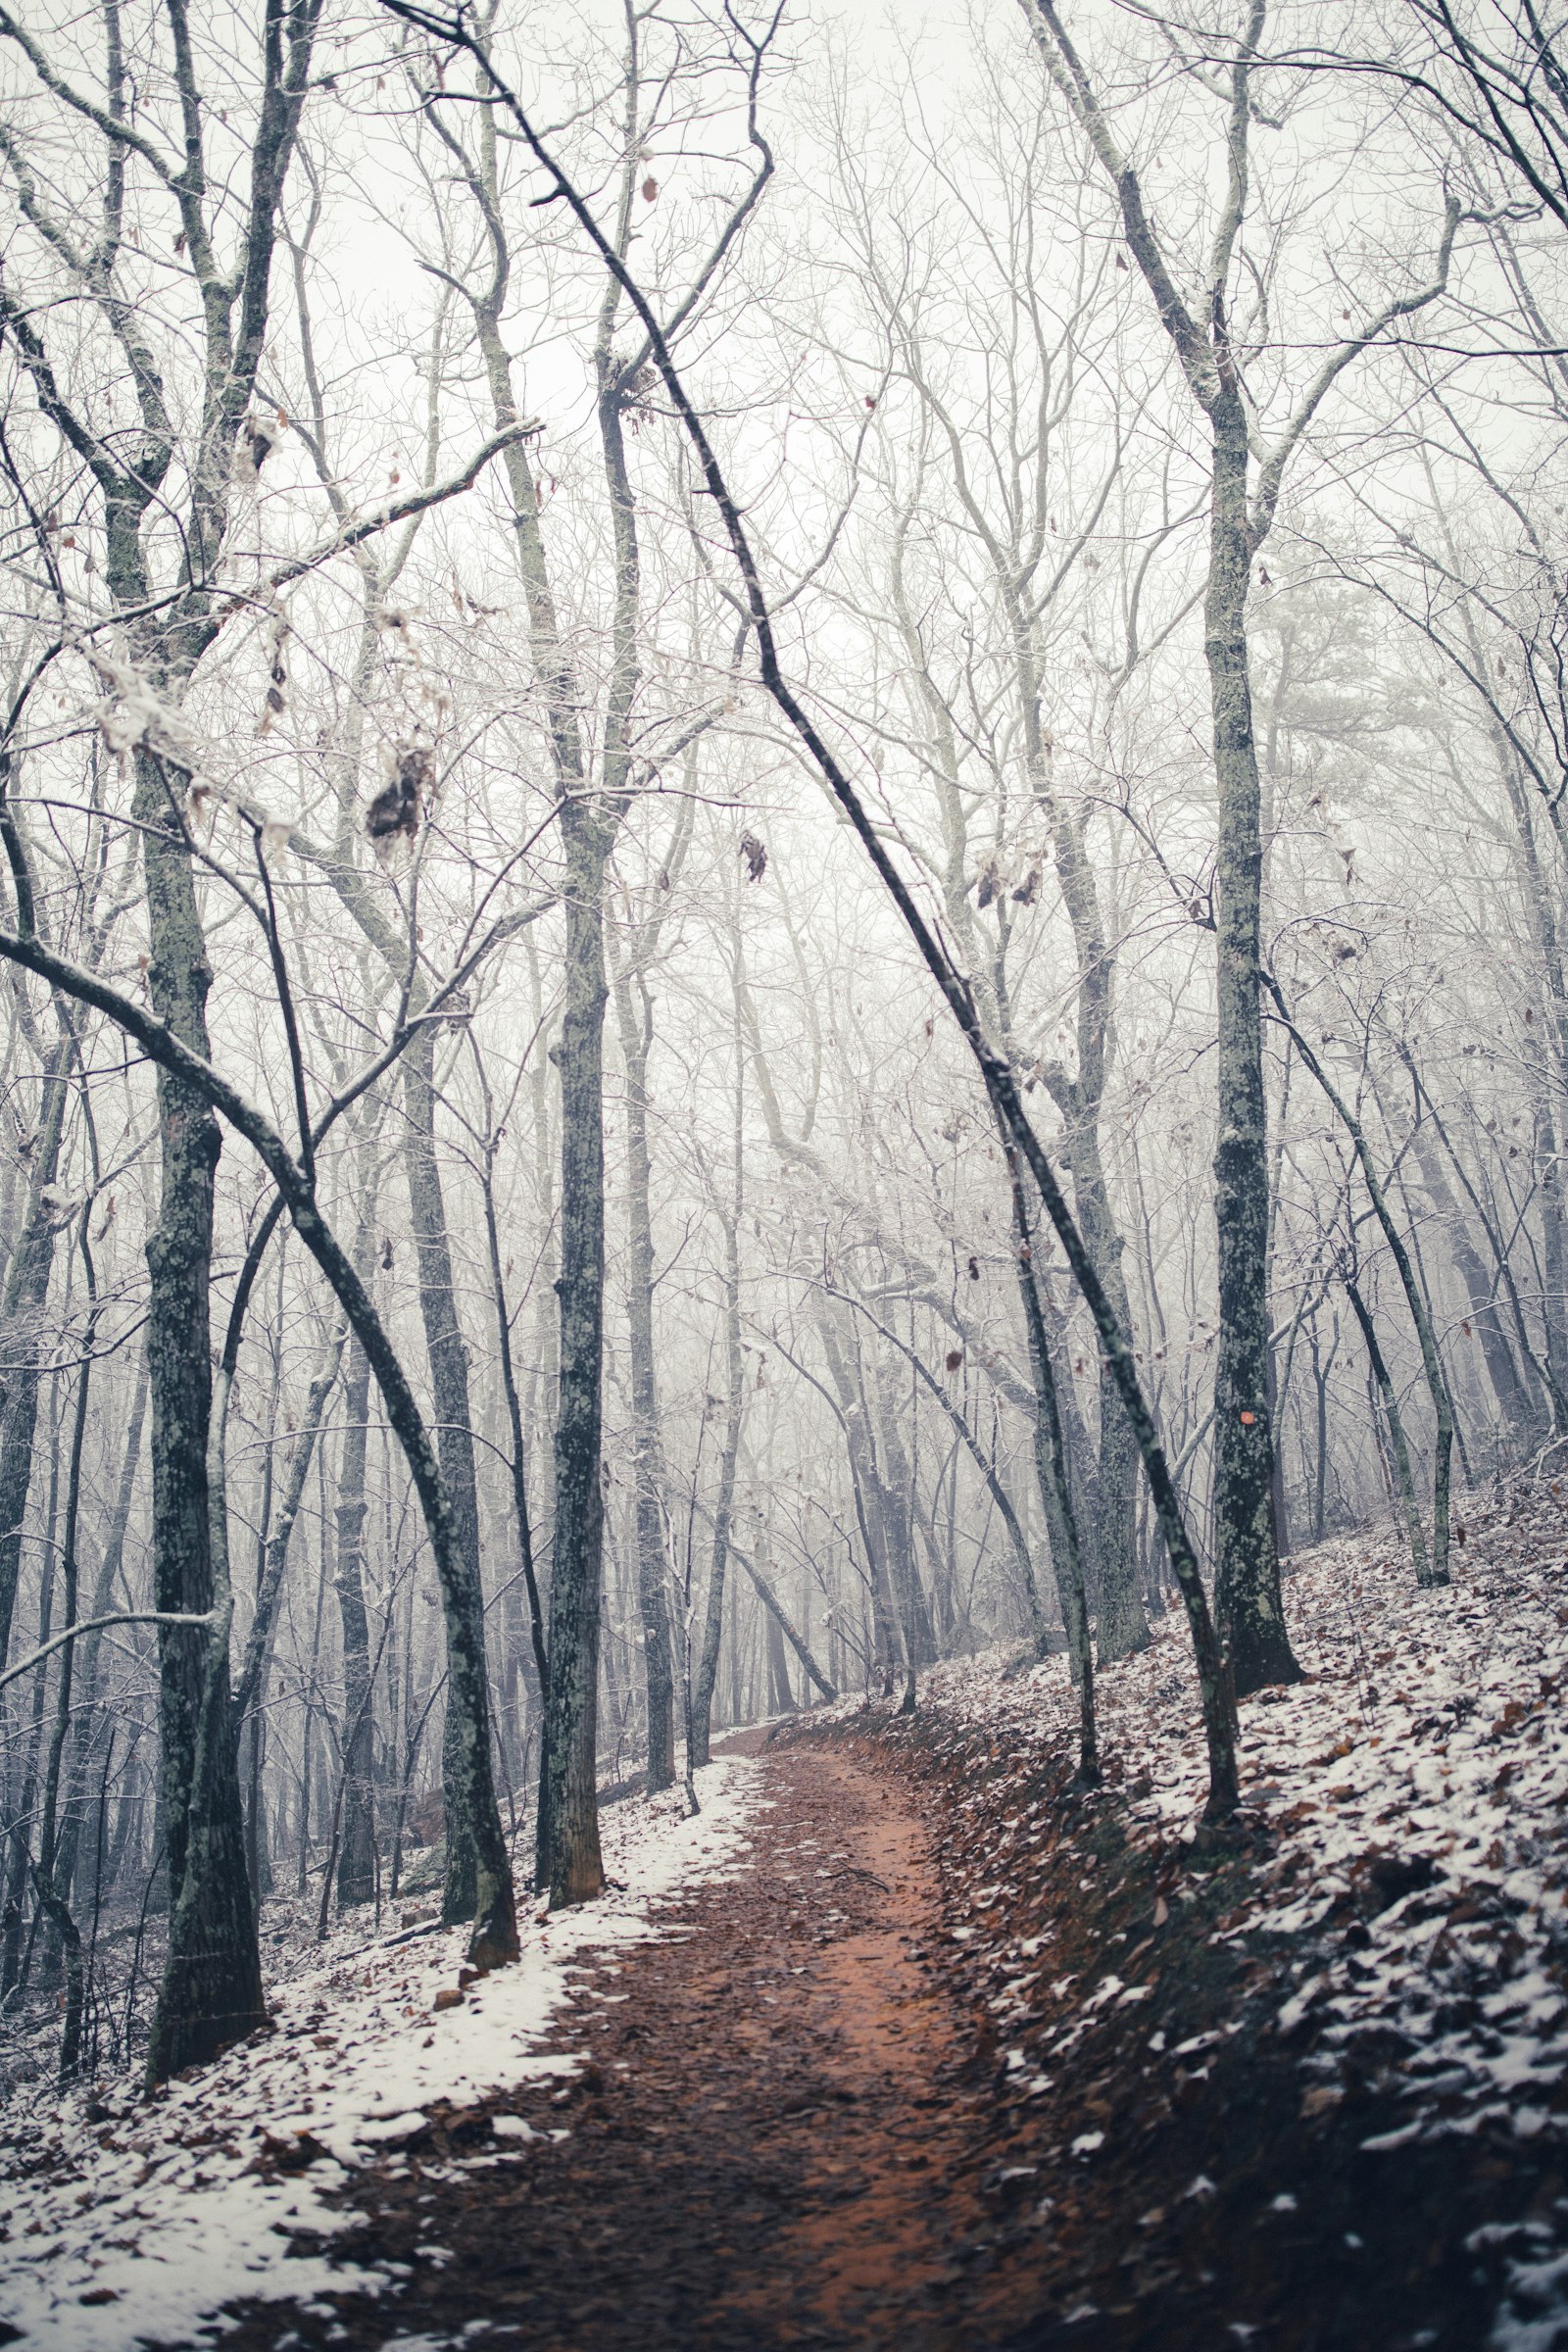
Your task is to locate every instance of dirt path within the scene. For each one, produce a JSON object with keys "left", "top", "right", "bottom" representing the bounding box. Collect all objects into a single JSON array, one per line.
[{"left": 214, "top": 1743, "right": 1049, "bottom": 2352}]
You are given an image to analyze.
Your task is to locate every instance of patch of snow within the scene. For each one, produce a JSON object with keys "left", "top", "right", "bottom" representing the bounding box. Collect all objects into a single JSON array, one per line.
[
  {"left": 0, "top": 1758, "right": 761, "bottom": 2350},
  {"left": 841, "top": 1483, "right": 1568, "bottom": 2350}
]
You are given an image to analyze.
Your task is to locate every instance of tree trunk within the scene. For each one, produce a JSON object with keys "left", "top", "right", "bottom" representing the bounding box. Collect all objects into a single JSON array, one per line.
[
  {"left": 692, "top": 1150, "right": 744, "bottom": 1769},
  {"left": 333, "top": 1323, "right": 378, "bottom": 1911},
  {"left": 764, "top": 1608, "right": 796, "bottom": 1715},
  {"left": 479, "top": 1127, "right": 550, "bottom": 1878},
  {"left": 1345, "top": 1276, "right": 1431, "bottom": 1583},
  {"left": 848, "top": 1290, "right": 1054, "bottom": 1657},
  {"left": 815, "top": 1308, "right": 903, "bottom": 1691},
  {"left": 1536, "top": 1081, "right": 1568, "bottom": 1419},
  {"left": 717, "top": 1526, "right": 837, "bottom": 1702},
  {"left": 402, "top": 1026, "right": 490, "bottom": 1926},
  {"left": 868, "top": 1360, "right": 938, "bottom": 1674},
  {"left": 1411, "top": 1118, "right": 1538, "bottom": 1446},
  {"left": 3, "top": 1389, "right": 59, "bottom": 1999},
  {"left": 1266, "top": 992, "right": 1454, "bottom": 1588},
  {"left": 613, "top": 968, "right": 675, "bottom": 1792},
  {"left": 36, "top": 1278, "right": 95, "bottom": 1989},
  {"left": 542, "top": 817, "right": 611, "bottom": 1907},
  {"left": 1014, "top": 620, "right": 1149, "bottom": 1668},
  {"left": 230, "top": 1330, "right": 344, "bottom": 1739},
  {"left": 140, "top": 745, "right": 265, "bottom": 2082},
  {"left": 328, "top": 1140, "right": 387, "bottom": 1912},
  {"left": 1012, "top": 1166, "right": 1099, "bottom": 1785},
  {"left": 1206, "top": 403, "right": 1301, "bottom": 1694},
  {"left": 1310, "top": 1316, "right": 1336, "bottom": 1543},
  {"left": 0, "top": 1026, "right": 74, "bottom": 1673},
  {"left": 52, "top": 1362, "right": 148, "bottom": 1918},
  {"left": 1069, "top": 1121, "right": 1149, "bottom": 1663}
]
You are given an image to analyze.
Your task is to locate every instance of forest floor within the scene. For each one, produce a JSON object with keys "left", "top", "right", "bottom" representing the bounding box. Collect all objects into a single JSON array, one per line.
[
  {"left": 6, "top": 1480, "right": 1568, "bottom": 2350},
  {"left": 212, "top": 1740, "right": 1053, "bottom": 2352}
]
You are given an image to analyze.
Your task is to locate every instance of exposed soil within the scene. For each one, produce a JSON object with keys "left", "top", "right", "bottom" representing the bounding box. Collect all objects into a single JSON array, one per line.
[
  {"left": 207, "top": 1739, "right": 1053, "bottom": 2352},
  {"left": 818, "top": 1701, "right": 1568, "bottom": 2352},
  {"left": 178, "top": 1706, "right": 1568, "bottom": 2352}
]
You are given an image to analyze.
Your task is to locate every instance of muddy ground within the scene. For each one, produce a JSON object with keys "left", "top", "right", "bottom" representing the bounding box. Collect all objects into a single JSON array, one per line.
[{"left": 200, "top": 1720, "right": 1563, "bottom": 2352}]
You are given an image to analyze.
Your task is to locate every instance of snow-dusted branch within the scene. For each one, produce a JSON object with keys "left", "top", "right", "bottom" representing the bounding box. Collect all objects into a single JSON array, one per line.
[{"left": 0, "top": 1611, "right": 214, "bottom": 1697}]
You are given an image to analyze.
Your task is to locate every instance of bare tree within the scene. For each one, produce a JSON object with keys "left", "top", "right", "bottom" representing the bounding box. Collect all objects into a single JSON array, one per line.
[{"left": 1020, "top": 0, "right": 1459, "bottom": 1691}]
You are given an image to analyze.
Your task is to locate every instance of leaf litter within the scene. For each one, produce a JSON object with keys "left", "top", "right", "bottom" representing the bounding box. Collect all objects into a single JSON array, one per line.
[{"left": 0, "top": 1759, "right": 761, "bottom": 2349}]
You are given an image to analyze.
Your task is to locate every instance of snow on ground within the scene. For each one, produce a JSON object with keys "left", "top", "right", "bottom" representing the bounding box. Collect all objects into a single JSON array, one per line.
[
  {"left": 918, "top": 1484, "right": 1568, "bottom": 2126},
  {"left": 0, "top": 1755, "right": 762, "bottom": 2350},
  {"left": 887, "top": 1479, "right": 1568, "bottom": 2345}
]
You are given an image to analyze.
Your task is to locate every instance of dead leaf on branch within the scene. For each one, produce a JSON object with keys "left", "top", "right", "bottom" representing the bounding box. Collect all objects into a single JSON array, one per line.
[{"left": 367, "top": 744, "right": 433, "bottom": 848}]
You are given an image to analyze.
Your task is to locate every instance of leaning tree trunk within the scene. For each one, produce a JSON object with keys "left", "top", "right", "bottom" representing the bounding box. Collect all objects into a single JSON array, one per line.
[
  {"left": 848, "top": 1288, "right": 1054, "bottom": 1655},
  {"left": 1206, "top": 401, "right": 1301, "bottom": 1695},
  {"left": 720, "top": 1528, "right": 837, "bottom": 1703}
]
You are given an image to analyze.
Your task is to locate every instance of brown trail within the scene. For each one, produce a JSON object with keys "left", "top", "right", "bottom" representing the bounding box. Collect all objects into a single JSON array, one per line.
[{"left": 216, "top": 1742, "right": 1048, "bottom": 2351}]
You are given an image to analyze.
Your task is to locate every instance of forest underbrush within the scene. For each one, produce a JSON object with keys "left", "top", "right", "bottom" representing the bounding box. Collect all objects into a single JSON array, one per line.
[{"left": 792, "top": 1476, "right": 1568, "bottom": 2347}]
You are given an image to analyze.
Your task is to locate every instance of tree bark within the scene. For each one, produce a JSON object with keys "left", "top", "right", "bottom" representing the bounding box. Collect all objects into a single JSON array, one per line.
[
  {"left": 52, "top": 1361, "right": 148, "bottom": 1918},
  {"left": 1265, "top": 988, "right": 1454, "bottom": 1588},
  {"left": 1012, "top": 1164, "right": 1099, "bottom": 1785},
  {"left": 333, "top": 1322, "right": 377, "bottom": 1912},
  {"left": 0, "top": 923, "right": 520, "bottom": 1972},
  {"left": 613, "top": 965, "right": 675, "bottom": 1792},
  {"left": 140, "top": 744, "right": 265, "bottom": 2081},
  {"left": 542, "top": 818, "right": 611, "bottom": 1907},
  {"left": 692, "top": 1124, "right": 744, "bottom": 1769},
  {"left": 479, "top": 1125, "right": 549, "bottom": 1877},
  {"left": 1206, "top": 401, "right": 1299, "bottom": 1692},
  {"left": 1410, "top": 1118, "right": 1538, "bottom": 1444},
  {"left": 402, "top": 1026, "right": 491, "bottom": 1924},
  {"left": 0, "top": 0, "right": 327, "bottom": 2078},
  {"left": 1345, "top": 1274, "right": 1430, "bottom": 1582},
  {"left": 868, "top": 1360, "right": 938, "bottom": 1676},
  {"left": 844, "top": 1290, "right": 1053, "bottom": 1656},
  {"left": 0, "top": 1025, "right": 74, "bottom": 1673},
  {"left": 1069, "top": 1118, "right": 1149, "bottom": 1664}
]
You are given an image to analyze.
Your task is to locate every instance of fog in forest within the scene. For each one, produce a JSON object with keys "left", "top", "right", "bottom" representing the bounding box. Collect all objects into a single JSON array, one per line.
[{"left": 2, "top": 2, "right": 1567, "bottom": 2344}]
